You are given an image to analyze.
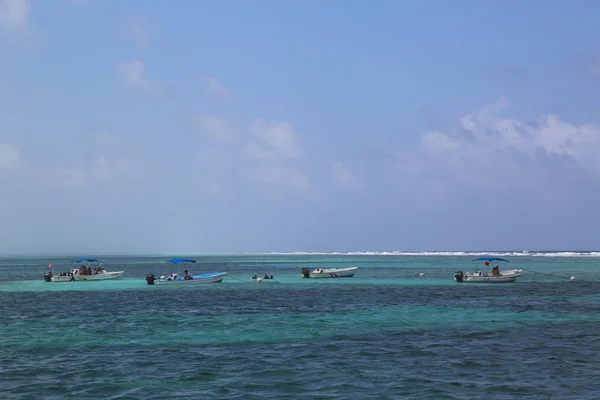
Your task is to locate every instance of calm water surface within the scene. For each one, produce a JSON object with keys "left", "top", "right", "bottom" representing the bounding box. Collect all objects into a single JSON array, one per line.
[{"left": 0, "top": 254, "right": 599, "bottom": 399}]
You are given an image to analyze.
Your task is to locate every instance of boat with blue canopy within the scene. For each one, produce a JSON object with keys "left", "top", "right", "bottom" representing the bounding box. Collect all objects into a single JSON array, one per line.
[
  {"left": 145, "top": 258, "right": 227, "bottom": 285},
  {"left": 44, "top": 258, "right": 124, "bottom": 282},
  {"left": 454, "top": 257, "right": 523, "bottom": 283}
]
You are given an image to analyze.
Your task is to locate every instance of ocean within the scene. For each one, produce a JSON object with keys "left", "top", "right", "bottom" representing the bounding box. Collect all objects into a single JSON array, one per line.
[{"left": 1, "top": 252, "right": 599, "bottom": 399}]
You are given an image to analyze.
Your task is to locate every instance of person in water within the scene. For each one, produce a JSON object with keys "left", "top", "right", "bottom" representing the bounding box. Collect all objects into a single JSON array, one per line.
[{"left": 184, "top": 270, "right": 193, "bottom": 280}]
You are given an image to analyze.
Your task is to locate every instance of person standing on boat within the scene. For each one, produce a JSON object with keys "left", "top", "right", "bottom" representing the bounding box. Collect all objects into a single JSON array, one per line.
[
  {"left": 492, "top": 266, "right": 500, "bottom": 276},
  {"left": 184, "top": 270, "right": 193, "bottom": 280}
]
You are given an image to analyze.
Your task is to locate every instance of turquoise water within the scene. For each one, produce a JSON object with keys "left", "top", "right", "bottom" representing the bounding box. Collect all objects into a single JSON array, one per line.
[{"left": 1, "top": 254, "right": 599, "bottom": 399}]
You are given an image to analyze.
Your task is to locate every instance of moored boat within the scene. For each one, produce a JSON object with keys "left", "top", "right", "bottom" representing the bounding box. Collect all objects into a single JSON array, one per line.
[
  {"left": 454, "top": 257, "right": 523, "bottom": 283},
  {"left": 146, "top": 271, "right": 227, "bottom": 285},
  {"left": 300, "top": 266, "right": 358, "bottom": 278},
  {"left": 145, "top": 258, "right": 227, "bottom": 285},
  {"left": 43, "top": 259, "right": 124, "bottom": 282}
]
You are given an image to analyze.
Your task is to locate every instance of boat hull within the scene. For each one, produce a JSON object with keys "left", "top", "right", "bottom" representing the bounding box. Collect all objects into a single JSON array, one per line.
[
  {"left": 454, "top": 269, "right": 523, "bottom": 283},
  {"left": 47, "top": 274, "right": 75, "bottom": 282},
  {"left": 301, "top": 267, "right": 358, "bottom": 278},
  {"left": 45, "top": 271, "right": 124, "bottom": 282},
  {"left": 72, "top": 271, "right": 124, "bottom": 281},
  {"left": 147, "top": 272, "right": 227, "bottom": 285}
]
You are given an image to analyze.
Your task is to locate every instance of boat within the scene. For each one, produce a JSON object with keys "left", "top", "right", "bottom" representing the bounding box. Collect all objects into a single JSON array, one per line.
[
  {"left": 300, "top": 266, "right": 358, "bottom": 278},
  {"left": 145, "top": 258, "right": 227, "bottom": 285},
  {"left": 454, "top": 257, "right": 523, "bottom": 283},
  {"left": 43, "top": 259, "right": 124, "bottom": 282}
]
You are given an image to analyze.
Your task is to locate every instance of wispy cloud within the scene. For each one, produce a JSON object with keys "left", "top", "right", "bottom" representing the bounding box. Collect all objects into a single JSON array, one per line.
[
  {"left": 247, "top": 119, "right": 303, "bottom": 159},
  {"left": 0, "top": 142, "right": 19, "bottom": 169},
  {"left": 330, "top": 162, "right": 365, "bottom": 189},
  {"left": 243, "top": 120, "right": 310, "bottom": 194},
  {"left": 116, "top": 60, "right": 160, "bottom": 93},
  {"left": 189, "top": 116, "right": 311, "bottom": 195},
  {"left": 191, "top": 114, "right": 236, "bottom": 142},
  {"left": 562, "top": 50, "right": 600, "bottom": 83},
  {"left": 396, "top": 97, "right": 600, "bottom": 199},
  {"left": 89, "top": 132, "right": 143, "bottom": 183},
  {"left": 202, "top": 77, "right": 232, "bottom": 99},
  {"left": 124, "top": 14, "right": 151, "bottom": 48},
  {"left": 0, "top": 0, "right": 32, "bottom": 36},
  {"left": 249, "top": 165, "right": 311, "bottom": 193}
]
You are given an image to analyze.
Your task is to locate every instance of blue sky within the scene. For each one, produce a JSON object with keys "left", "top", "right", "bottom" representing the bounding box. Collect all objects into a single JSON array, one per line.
[{"left": 1, "top": 0, "right": 600, "bottom": 254}]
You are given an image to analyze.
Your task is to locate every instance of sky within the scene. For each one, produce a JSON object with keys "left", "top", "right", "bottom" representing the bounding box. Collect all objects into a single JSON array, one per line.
[{"left": 1, "top": 0, "right": 600, "bottom": 254}]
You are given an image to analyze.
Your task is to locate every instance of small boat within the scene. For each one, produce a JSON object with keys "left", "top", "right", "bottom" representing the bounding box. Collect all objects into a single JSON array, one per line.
[
  {"left": 43, "top": 259, "right": 124, "bottom": 282},
  {"left": 300, "top": 266, "right": 358, "bottom": 278},
  {"left": 454, "top": 257, "right": 523, "bottom": 283},
  {"left": 145, "top": 258, "right": 227, "bottom": 285}
]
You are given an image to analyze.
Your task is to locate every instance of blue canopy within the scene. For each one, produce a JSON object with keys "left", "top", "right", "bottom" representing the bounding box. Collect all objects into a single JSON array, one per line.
[
  {"left": 71, "top": 258, "right": 101, "bottom": 263},
  {"left": 472, "top": 257, "right": 509, "bottom": 263},
  {"left": 167, "top": 258, "right": 197, "bottom": 264}
]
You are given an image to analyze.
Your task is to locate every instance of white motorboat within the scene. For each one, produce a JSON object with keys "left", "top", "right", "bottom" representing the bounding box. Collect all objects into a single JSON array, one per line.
[
  {"left": 43, "top": 259, "right": 124, "bottom": 282},
  {"left": 146, "top": 271, "right": 227, "bottom": 285},
  {"left": 300, "top": 266, "right": 358, "bottom": 278},
  {"left": 454, "top": 257, "right": 523, "bottom": 283},
  {"left": 145, "top": 258, "right": 227, "bottom": 285}
]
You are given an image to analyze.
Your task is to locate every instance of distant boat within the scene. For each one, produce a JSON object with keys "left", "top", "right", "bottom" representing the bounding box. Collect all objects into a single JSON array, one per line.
[
  {"left": 43, "top": 258, "right": 124, "bottom": 282},
  {"left": 454, "top": 257, "right": 523, "bottom": 283},
  {"left": 300, "top": 267, "right": 358, "bottom": 278},
  {"left": 145, "top": 258, "right": 227, "bottom": 285}
]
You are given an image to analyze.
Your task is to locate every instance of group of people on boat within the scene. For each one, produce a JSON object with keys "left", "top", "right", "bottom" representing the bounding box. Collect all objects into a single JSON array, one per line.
[
  {"left": 252, "top": 274, "right": 274, "bottom": 280},
  {"left": 472, "top": 265, "right": 501, "bottom": 277},
  {"left": 166, "top": 270, "right": 194, "bottom": 281},
  {"left": 78, "top": 265, "right": 107, "bottom": 275}
]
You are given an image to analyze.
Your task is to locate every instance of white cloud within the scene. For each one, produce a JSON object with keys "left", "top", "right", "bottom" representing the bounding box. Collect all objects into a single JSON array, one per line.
[
  {"left": 330, "top": 162, "right": 365, "bottom": 189},
  {"left": 187, "top": 114, "right": 313, "bottom": 196},
  {"left": 0, "top": 0, "right": 31, "bottom": 35},
  {"left": 454, "top": 97, "right": 600, "bottom": 169},
  {"left": 0, "top": 132, "right": 144, "bottom": 193},
  {"left": 189, "top": 117, "right": 311, "bottom": 195},
  {"left": 247, "top": 119, "right": 302, "bottom": 159},
  {"left": 420, "top": 131, "right": 461, "bottom": 154},
  {"left": 242, "top": 120, "right": 310, "bottom": 194},
  {"left": 202, "top": 77, "right": 232, "bottom": 99},
  {"left": 116, "top": 60, "right": 159, "bottom": 93},
  {"left": 191, "top": 114, "right": 236, "bottom": 142},
  {"left": 403, "top": 97, "right": 600, "bottom": 195},
  {"left": 0, "top": 142, "right": 19, "bottom": 169}
]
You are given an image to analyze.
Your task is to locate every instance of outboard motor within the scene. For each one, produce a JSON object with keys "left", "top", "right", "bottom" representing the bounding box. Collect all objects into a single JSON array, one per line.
[
  {"left": 301, "top": 268, "right": 310, "bottom": 278},
  {"left": 454, "top": 271, "right": 464, "bottom": 283},
  {"left": 43, "top": 271, "right": 53, "bottom": 282},
  {"left": 145, "top": 274, "right": 155, "bottom": 285}
]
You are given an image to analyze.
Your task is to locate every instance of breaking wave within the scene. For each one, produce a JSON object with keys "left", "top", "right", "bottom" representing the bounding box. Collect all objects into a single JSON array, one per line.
[{"left": 241, "top": 251, "right": 600, "bottom": 258}]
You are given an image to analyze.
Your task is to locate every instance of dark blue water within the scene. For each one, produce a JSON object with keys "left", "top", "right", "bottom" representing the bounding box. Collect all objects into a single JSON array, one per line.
[{"left": 1, "top": 254, "right": 599, "bottom": 399}]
